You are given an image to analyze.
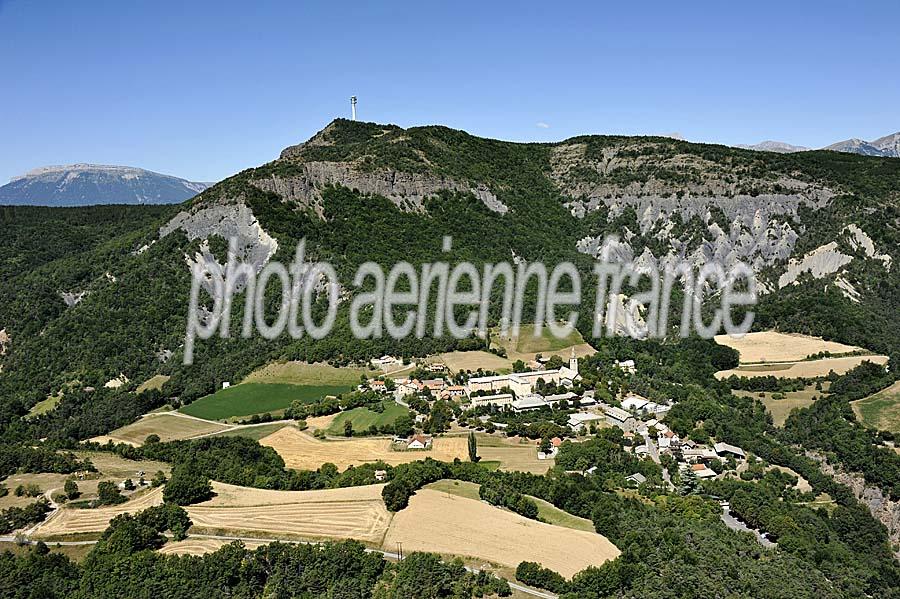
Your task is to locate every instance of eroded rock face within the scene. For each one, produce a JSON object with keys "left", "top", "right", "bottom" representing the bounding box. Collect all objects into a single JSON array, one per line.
[
  {"left": 61, "top": 290, "right": 87, "bottom": 307},
  {"left": 778, "top": 242, "right": 853, "bottom": 288},
  {"left": 554, "top": 141, "right": 845, "bottom": 289},
  {"left": 558, "top": 140, "right": 891, "bottom": 301},
  {"left": 810, "top": 452, "right": 900, "bottom": 559},
  {"left": 160, "top": 202, "right": 279, "bottom": 276},
  {"left": 250, "top": 161, "right": 507, "bottom": 216}
]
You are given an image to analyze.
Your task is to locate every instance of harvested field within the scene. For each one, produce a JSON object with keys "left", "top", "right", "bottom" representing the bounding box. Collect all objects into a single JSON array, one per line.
[
  {"left": 381, "top": 489, "right": 619, "bottom": 578},
  {"left": 425, "top": 480, "right": 593, "bottom": 532},
  {"left": 734, "top": 385, "right": 824, "bottom": 426},
  {"left": 35, "top": 482, "right": 392, "bottom": 546},
  {"left": 74, "top": 452, "right": 170, "bottom": 480},
  {"left": 760, "top": 396, "right": 815, "bottom": 426},
  {"left": 716, "top": 355, "right": 888, "bottom": 379},
  {"left": 259, "top": 427, "right": 468, "bottom": 471},
  {"left": 430, "top": 351, "right": 513, "bottom": 374},
  {"left": 0, "top": 472, "right": 70, "bottom": 509},
  {"left": 158, "top": 537, "right": 269, "bottom": 555},
  {"left": 187, "top": 482, "right": 390, "bottom": 544},
  {"left": 475, "top": 436, "right": 552, "bottom": 475},
  {"left": 714, "top": 331, "right": 864, "bottom": 364},
  {"left": 35, "top": 486, "right": 164, "bottom": 538},
  {"left": 99, "top": 412, "right": 230, "bottom": 445},
  {"left": 304, "top": 413, "right": 339, "bottom": 431},
  {"left": 852, "top": 381, "right": 900, "bottom": 433},
  {"left": 199, "top": 481, "right": 382, "bottom": 507}
]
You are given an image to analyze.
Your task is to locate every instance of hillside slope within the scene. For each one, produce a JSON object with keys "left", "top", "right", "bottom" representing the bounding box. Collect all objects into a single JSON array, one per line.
[{"left": 0, "top": 119, "right": 898, "bottom": 438}]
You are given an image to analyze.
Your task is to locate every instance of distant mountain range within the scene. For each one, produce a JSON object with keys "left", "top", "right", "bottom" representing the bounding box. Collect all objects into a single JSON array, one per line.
[
  {"left": 738, "top": 131, "right": 900, "bottom": 157},
  {"left": 0, "top": 164, "right": 211, "bottom": 206}
]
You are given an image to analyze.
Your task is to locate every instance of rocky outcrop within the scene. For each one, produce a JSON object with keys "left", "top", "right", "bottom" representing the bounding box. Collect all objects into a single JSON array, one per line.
[
  {"left": 61, "top": 290, "right": 88, "bottom": 307},
  {"left": 778, "top": 242, "right": 853, "bottom": 288},
  {"left": 160, "top": 202, "right": 278, "bottom": 273},
  {"left": 250, "top": 161, "right": 507, "bottom": 217},
  {"left": 845, "top": 224, "right": 892, "bottom": 270},
  {"left": 810, "top": 452, "right": 900, "bottom": 559}
]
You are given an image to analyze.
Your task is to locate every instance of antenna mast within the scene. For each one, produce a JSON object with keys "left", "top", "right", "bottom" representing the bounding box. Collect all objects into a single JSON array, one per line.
[{"left": 350, "top": 96, "right": 357, "bottom": 121}]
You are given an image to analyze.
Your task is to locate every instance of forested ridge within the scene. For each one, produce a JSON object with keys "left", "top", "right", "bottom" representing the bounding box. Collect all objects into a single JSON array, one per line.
[
  {"left": 0, "top": 120, "right": 898, "bottom": 428},
  {"left": 1, "top": 121, "right": 900, "bottom": 597}
]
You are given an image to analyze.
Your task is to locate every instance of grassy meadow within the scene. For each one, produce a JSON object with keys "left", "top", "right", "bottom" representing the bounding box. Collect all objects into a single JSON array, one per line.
[{"left": 180, "top": 382, "right": 351, "bottom": 420}]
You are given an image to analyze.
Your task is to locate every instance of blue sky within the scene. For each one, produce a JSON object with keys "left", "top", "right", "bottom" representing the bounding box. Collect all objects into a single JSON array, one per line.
[{"left": 1, "top": 0, "right": 898, "bottom": 183}]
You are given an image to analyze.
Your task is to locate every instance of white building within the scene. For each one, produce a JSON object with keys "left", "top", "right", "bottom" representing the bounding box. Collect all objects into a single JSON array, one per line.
[
  {"left": 615, "top": 359, "right": 636, "bottom": 374},
  {"left": 467, "top": 363, "right": 581, "bottom": 397},
  {"left": 603, "top": 406, "right": 635, "bottom": 429},
  {"left": 469, "top": 393, "right": 514, "bottom": 408},
  {"left": 567, "top": 412, "right": 605, "bottom": 432},
  {"left": 714, "top": 442, "right": 746, "bottom": 459},
  {"left": 371, "top": 355, "right": 398, "bottom": 368},
  {"left": 511, "top": 395, "right": 550, "bottom": 412},
  {"left": 622, "top": 395, "right": 649, "bottom": 411}
]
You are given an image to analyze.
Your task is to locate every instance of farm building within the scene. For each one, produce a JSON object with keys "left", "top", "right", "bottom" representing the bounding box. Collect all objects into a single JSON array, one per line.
[
  {"left": 406, "top": 434, "right": 433, "bottom": 450},
  {"left": 714, "top": 442, "right": 746, "bottom": 459}
]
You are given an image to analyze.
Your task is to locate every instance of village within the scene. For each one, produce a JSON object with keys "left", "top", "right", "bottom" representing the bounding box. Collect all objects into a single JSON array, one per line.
[{"left": 366, "top": 349, "right": 751, "bottom": 494}]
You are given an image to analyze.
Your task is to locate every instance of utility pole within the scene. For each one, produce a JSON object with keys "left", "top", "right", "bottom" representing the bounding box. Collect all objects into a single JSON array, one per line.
[
  {"left": 397, "top": 541, "right": 403, "bottom": 561},
  {"left": 350, "top": 96, "right": 357, "bottom": 121}
]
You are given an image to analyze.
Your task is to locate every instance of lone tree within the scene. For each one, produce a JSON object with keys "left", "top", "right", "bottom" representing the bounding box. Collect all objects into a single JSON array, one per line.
[
  {"left": 468, "top": 431, "right": 479, "bottom": 462},
  {"left": 97, "top": 481, "right": 126, "bottom": 506},
  {"left": 344, "top": 420, "right": 354, "bottom": 437},
  {"left": 63, "top": 479, "right": 80, "bottom": 500}
]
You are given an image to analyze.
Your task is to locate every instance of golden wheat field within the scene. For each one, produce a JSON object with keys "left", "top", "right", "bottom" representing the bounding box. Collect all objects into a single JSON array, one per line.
[
  {"left": 36, "top": 482, "right": 392, "bottom": 545},
  {"left": 35, "top": 486, "right": 165, "bottom": 538},
  {"left": 258, "top": 427, "right": 468, "bottom": 471},
  {"left": 716, "top": 354, "right": 888, "bottom": 379},
  {"left": 96, "top": 413, "right": 231, "bottom": 445},
  {"left": 187, "top": 482, "right": 390, "bottom": 544},
  {"left": 381, "top": 489, "right": 619, "bottom": 578},
  {"left": 714, "top": 331, "right": 864, "bottom": 364}
]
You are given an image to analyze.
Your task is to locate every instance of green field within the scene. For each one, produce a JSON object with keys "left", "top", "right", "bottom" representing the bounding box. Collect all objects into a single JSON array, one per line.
[
  {"left": 326, "top": 401, "right": 408, "bottom": 435},
  {"left": 852, "top": 381, "right": 900, "bottom": 433},
  {"left": 490, "top": 322, "right": 591, "bottom": 360},
  {"left": 243, "top": 361, "right": 368, "bottom": 386},
  {"left": 208, "top": 422, "right": 295, "bottom": 441},
  {"left": 26, "top": 393, "right": 62, "bottom": 419},
  {"left": 424, "top": 479, "right": 594, "bottom": 531},
  {"left": 180, "top": 383, "right": 351, "bottom": 420}
]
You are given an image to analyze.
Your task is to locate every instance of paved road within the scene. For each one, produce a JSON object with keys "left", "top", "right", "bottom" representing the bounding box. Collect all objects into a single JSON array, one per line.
[{"left": 720, "top": 506, "right": 776, "bottom": 548}]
